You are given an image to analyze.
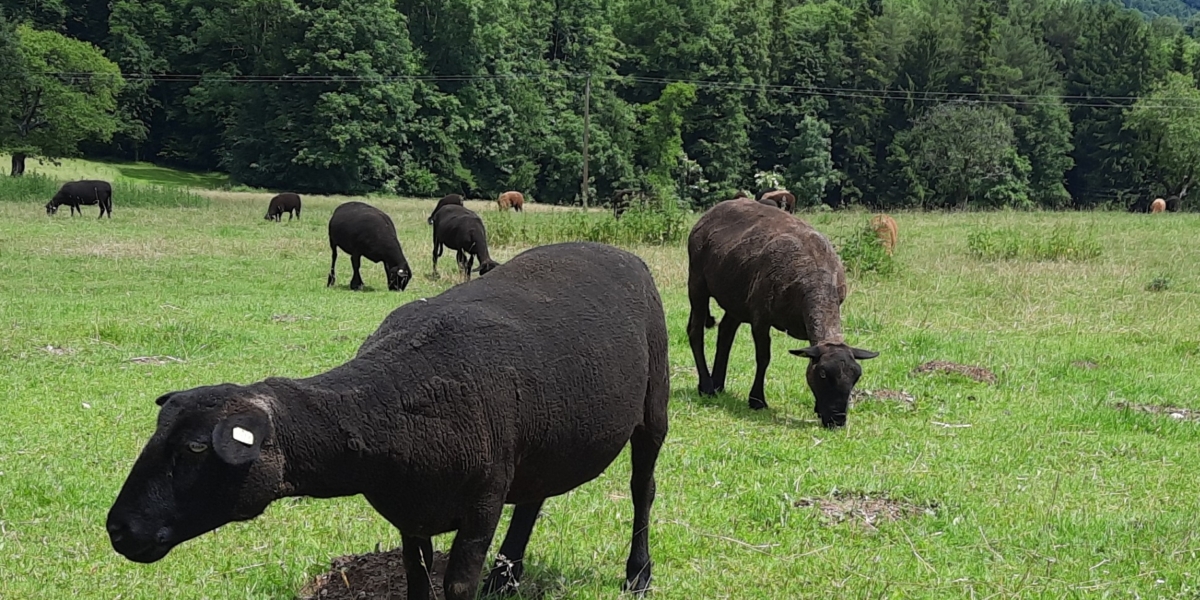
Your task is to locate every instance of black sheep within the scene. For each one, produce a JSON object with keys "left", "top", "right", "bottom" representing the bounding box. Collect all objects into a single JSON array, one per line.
[
  {"left": 431, "top": 204, "right": 500, "bottom": 280},
  {"left": 106, "top": 241, "right": 670, "bottom": 600},
  {"left": 264, "top": 193, "right": 302, "bottom": 221},
  {"left": 326, "top": 201, "right": 412, "bottom": 291},
  {"left": 427, "top": 193, "right": 464, "bottom": 225},
  {"left": 687, "top": 199, "right": 878, "bottom": 427},
  {"left": 46, "top": 180, "right": 113, "bottom": 218}
]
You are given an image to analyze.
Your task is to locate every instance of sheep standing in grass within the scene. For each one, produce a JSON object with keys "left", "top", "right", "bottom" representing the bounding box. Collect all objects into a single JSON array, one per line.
[
  {"left": 870, "top": 214, "right": 898, "bottom": 255},
  {"left": 106, "top": 241, "right": 670, "bottom": 600},
  {"left": 428, "top": 193, "right": 464, "bottom": 225},
  {"left": 46, "top": 180, "right": 112, "bottom": 218},
  {"left": 1151, "top": 198, "right": 1166, "bottom": 213},
  {"left": 686, "top": 198, "right": 878, "bottom": 427},
  {"left": 497, "top": 191, "right": 524, "bottom": 212},
  {"left": 326, "top": 201, "right": 412, "bottom": 292},
  {"left": 759, "top": 189, "right": 797, "bottom": 213},
  {"left": 264, "top": 193, "right": 302, "bottom": 221},
  {"left": 431, "top": 204, "right": 500, "bottom": 281}
]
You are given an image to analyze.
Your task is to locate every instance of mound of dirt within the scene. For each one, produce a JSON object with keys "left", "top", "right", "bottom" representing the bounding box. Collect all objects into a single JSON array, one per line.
[
  {"left": 912, "top": 360, "right": 996, "bottom": 384},
  {"left": 851, "top": 388, "right": 915, "bottom": 406},
  {"left": 794, "top": 491, "right": 936, "bottom": 528},
  {"left": 1114, "top": 402, "right": 1200, "bottom": 423},
  {"left": 297, "top": 547, "right": 451, "bottom": 600}
]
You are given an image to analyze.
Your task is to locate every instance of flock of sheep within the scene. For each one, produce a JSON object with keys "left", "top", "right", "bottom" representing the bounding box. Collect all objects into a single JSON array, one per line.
[{"left": 45, "top": 177, "right": 900, "bottom": 599}]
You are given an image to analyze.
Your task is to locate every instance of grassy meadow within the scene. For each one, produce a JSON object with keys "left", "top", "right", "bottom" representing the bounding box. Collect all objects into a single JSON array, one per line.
[{"left": 1, "top": 163, "right": 1199, "bottom": 599}]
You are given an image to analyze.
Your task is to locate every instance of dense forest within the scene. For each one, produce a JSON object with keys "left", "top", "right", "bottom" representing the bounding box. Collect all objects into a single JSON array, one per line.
[{"left": 4, "top": 0, "right": 1200, "bottom": 210}]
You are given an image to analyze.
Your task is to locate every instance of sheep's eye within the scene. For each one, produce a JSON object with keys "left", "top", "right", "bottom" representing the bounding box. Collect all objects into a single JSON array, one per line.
[
  {"left": 187, "top": 441, "right": 208, "bottom": 454},
  {"left": 819, "top": 369, "right": 828, "bottom": 379}
]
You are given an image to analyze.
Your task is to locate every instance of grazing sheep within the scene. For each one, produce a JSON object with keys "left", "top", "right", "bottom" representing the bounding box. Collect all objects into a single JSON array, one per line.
[
  {"left": 264, "top": 193, "right": 302, "bottom": 222},
  {"left": 760, "top": 189, "right": 797, "bottom": 213},
  {"left": 686, "top": 198, "right": 878, "bottom": 427},
  {"left": 326, "top": 201, "right": 412, "bottom": 292},
  {"left": 497, "top": 191, "right": 524, "bottom": 212},
  {"left": 106, "top": 241, "right": 670, "bottom": 600},
  {"left": 1151, "top": 198, "right": 1166, "bottom": 213},
  {"left": 612, "top": 188, "right": 647, "bottom": 219},
  {"left": 431, "top": 204, "right": 500, "bottom": 280},
  {"left": 757, "top": 196, "right": 784, "bottom": 209},
  {"left": 46, "top": 180, "right": 112, "bottom": 218},
  {"left": 428, "top": 193, "right": 464, "bottom": 225},
  {"left": 870, "top": 214, "right": 898, "bottom": 255}
]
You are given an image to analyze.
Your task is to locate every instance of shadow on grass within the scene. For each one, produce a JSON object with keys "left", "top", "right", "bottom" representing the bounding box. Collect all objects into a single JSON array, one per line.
[
  {"left": 674, "top": 387, "right": 822, "bottom": 431},
  {"left": 114, "top": 163, "right": 230, "bottom": 189}
]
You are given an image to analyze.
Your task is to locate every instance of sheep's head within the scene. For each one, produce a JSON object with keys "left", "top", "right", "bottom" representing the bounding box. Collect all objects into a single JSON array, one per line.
[
  {"left": 789, "top": 342, "right": 878, "bottom": 428},
  {"left": 386, "top": 263, "right": 412, "bottom": 291},
  {"left": 45, "top": 202, "right": 58, "bottom": 215},
  {"left": 107, "top": 385, "right": 283, "bottom": 563},
  {"left": 478, "top": 259, "right": 500, "bottom": 276}
]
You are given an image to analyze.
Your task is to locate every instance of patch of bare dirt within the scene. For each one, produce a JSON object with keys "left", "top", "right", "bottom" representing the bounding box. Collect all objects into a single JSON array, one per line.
[
  {"left": 128, "top": 355, "right": 185, "bottom": 366},
  {"left": 912, "top": 360, "right": 997, "bottom": 384},
  {"left": 298, "top": 547, "right": 450, "bottom": 600},
  {"left": 1071, "top": 360, "right": 1099, "bottom": 370},
  {"left": 851, "top": 388, "right": 915, "bottom": 406},
  {"left": 1114, "top": 402, "right": 1200, "bottom": 423},
  {"left": 794, "top": 491, "right": 937, "bottom": 528}
]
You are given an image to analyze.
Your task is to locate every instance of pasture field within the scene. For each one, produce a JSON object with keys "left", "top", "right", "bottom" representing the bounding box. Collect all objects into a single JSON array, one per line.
[{"left": 2, "top": 183, "right": 1200, "bottom": 599}]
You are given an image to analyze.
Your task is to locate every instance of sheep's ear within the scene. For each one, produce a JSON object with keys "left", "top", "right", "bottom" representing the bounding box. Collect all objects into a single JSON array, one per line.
[
  {"left": 789, "top": 346, "right": 822, "bottom": 359},
  {"left": 154, "top": 392, "right": 176, "bottom": 406},
  {"left": 212, "top": 408, "right": 269, "bottom": 466},
  {"left": 850, "top": 347, "right": 879, "bottom": 360}
]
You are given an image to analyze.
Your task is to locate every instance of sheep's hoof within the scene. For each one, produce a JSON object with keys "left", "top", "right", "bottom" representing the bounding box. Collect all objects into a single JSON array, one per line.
[
  {"left": 481, "top": 558, "right": 523, "bottom": 597},
  {"left": 622, "top": 571, "right": 652, "bottom": 596},
  {"left": 748, "top": 397, "right": 768, "bottom": 410},
  {"left": 697, "top": 383, "right": 716, "bottom": 397}
]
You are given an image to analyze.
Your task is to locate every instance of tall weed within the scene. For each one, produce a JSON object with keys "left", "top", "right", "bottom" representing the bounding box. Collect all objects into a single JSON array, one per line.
[
  {"left": 483, "top": 201, "right": 687, "bottom": 247},
  {"left": 967, "top": 225, "right": 1100, "bottom": 261},
  {"left": 836, "top": 221, "right": 898, "bottom": 276}
]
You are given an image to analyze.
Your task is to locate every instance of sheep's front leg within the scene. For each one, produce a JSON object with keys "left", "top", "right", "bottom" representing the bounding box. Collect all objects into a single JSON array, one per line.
[
  {"left": 443, "top": 495, "right": 506, "bottom": 600},
  {"left": 747, "top": 322, "right": 772, "bottom": 410},
  {"left": 401, "top": 534, "right": 435, "bottom": 600},
  {"left": 482, "top": 500, "right": 545, "bottom": 596}
]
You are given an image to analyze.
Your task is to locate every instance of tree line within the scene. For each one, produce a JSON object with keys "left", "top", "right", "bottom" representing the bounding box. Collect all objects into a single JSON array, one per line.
[{"left": 3, "top": 0, "right": 1200, "bottom": 210}]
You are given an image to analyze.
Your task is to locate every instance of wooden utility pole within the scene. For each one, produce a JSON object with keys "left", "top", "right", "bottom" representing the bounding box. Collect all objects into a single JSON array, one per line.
[{"left": 581, "top": 73, "right": 591, "bottom": 208}]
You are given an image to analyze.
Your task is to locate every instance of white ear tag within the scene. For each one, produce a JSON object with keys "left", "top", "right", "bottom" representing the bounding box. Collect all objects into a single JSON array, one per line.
[{"left": 232, "top": 426, "right": 255, "bottom": 446}]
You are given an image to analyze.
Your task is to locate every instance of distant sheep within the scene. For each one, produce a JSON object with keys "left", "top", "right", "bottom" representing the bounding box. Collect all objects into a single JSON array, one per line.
[
  {"left": 497, "top": 191, "right": 524, "bottom": 212},
  {"left": 869, "top": 214, "right": 898, "bottom": 255},
  {"left": 46, "top": 180, "right": 112, "bottom": 218},
  {"left": 612, "top": 188, "right": 647, "bottom": 219},
  {"left": 326, "top": 201, "right": 412, "bottom": 292},
  {"left": 1151, "top": 198, "right": 1167, "bottom": 213},
  {"left": 431, "top": 204, "right": 500, "bottom": 280},
  {"left": 106, "top": 241, "right": 669, "bottom": 600},
  {"left": 686, "top": 198, "right": 878, "bottom": 427},
  {"left": 757, "top": 196, "right": 784, "bottom": 209},
  {"left": 264, "top": 193, "right": 301, "bottom": 222},
  {"left": 428, "top": 193, "right": 464, "bottom": 225},
  {"left": 759, "top": 189, "right": 797, "bottom": 213}
]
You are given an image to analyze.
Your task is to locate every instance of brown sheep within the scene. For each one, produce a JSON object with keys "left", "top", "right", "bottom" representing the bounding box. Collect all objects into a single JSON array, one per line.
[
  {"left": 869, "top": 214, "right": 898, "bottom": 255},
  {"left": 1151, "top": 198, "right": 1166, "bottom": 213},
  {"left": 760, "top": 189, "right": 797, "bottom": 213},
  {"left": 686, "top": 199, "right": 878, "bottom": 427},
  {"left": 497, "top": 191, "right": 525, "bottom": 212}
]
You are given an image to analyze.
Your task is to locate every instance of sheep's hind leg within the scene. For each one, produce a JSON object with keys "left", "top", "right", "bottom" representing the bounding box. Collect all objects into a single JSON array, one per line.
[
  {"left": 624, "top": 424, "right": 665, "bottom": 595},
  {"left": 441, "top": 495, "right": 506, "bottom": 600},
  {"left": 481, "top": 500, "right": 545, "bottom": 596},
  {"left": 326, "top": 248, "right": 338, "bottom": 287},
  {"left": 710, "top": 317, "right": 741, "bottom": 393},
  {"left": 401, "top": 534, "right": 435, "bottom": 600},
  {"left": 747, "top": 322, "right": 772, "bottom": 410},
  {"left": 686, "top": 281, "right": 716, "bottom": 396}
]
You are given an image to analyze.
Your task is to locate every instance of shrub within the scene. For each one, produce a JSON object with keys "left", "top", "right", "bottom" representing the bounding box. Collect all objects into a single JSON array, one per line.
[
  {"left": 483, "top": 199, "right": 688, "bottom": 247},
  {"left": 836, "top": 221, "right": 898, "bottom": 276},
  {"left": 967, "top": 225, "right": 1100, "bottom": 261}
]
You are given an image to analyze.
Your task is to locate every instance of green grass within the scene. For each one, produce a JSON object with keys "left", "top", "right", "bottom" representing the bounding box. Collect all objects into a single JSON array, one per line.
[
  {"left": 0, "top": 154, "right": 232, "bottom": 189},
  {"left": 483, "top": 201, "right": 688, "bottom": 246},
  {"left": 966, "top": 223, "right": 1103, "bottom": 262},
  {"left": 0, "top": 173, "right": 209, "bottom": 209},
  {"left": 2, "top": 191, "right": 1200, "bottom": 599}
]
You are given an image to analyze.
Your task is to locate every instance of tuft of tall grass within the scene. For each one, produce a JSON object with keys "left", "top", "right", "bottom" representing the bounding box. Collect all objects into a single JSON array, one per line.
[
  {"left": 835, "top": 221, "right": 898, "bottom": 276},
  {"left": 0, "top": 174, "right": 209, "bottom": 209},
  {"left": 483, "top": 201, "right": 687, "bottom": 247},
  {"left": 966, "top": 225, "right": 1101, "bottom": 261}
]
